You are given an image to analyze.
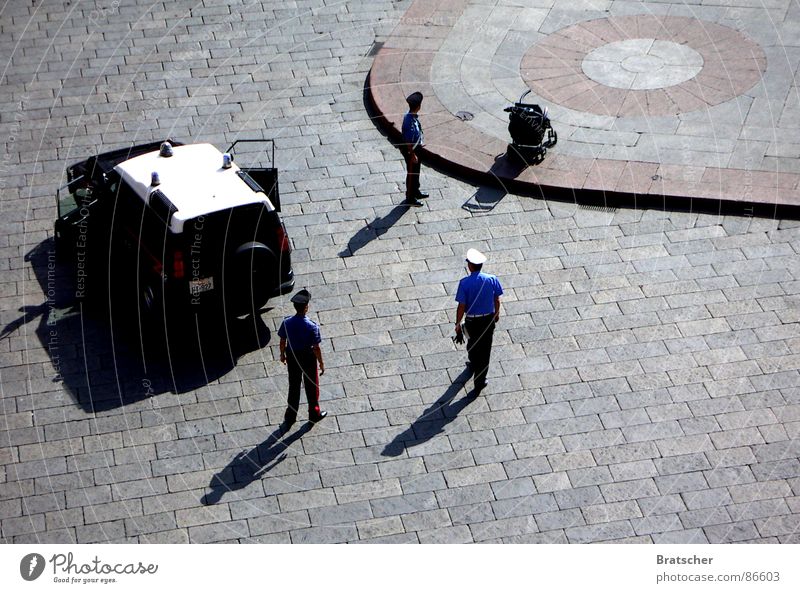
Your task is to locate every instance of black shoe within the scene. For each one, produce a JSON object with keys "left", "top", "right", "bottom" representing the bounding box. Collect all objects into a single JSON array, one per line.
[
  {"left": 283, "top": 414, "right": 296, "bottom": 426},
  {"left": 404, "top": 198, "right": 424, "bottom": 207},
  {"left": 415, "top": 191, "right": 429, "bottom": 199},
  {"left": 310, "top": 410, "right": 328, "bottom": 423},
  {"left": 474, "top": 380, "right": 488, "bottom": 392}
]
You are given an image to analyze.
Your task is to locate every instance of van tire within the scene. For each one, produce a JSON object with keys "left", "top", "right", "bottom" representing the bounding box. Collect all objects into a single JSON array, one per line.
[{"left": 228, "top": 241, "right": 276, "bottom": 318}]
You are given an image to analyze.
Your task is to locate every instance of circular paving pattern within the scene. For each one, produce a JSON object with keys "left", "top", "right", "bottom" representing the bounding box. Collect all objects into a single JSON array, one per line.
[
  {"left": 582, "top": 39, "right": 704, "bottom": 90},
  {"left": 521, "top": 15, "right": 767, "bottom": 117}
]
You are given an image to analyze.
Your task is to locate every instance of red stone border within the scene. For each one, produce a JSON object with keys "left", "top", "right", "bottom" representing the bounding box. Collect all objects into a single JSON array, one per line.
[
  {"left": 523, "top": 16, "right": 767, "bottom": 117},
  {"left": 367, "top": 0, "right": 800, "bottom": 215}
]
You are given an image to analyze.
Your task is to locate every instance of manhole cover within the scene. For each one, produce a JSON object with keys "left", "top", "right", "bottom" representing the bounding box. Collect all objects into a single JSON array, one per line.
[{"left": 455, "top": 111, "right": 474, "bottom": 121}]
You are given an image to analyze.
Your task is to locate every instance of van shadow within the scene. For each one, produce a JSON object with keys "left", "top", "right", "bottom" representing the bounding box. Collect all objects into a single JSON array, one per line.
[
  {"left": 382, "top": 368, "right": 475, "bottom": 457},
  {"left": 338, "top": 204, "right": 409, "bottom": 257},
  {"left": 201, "top": 422, "right": 313, "bottom": 505},
  {"left": 4, "top": 240, "right": 271, "bottom": 413}
]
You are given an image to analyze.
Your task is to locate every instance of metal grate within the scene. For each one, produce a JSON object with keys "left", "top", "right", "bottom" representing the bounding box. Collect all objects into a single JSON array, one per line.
[{"left": 578, "top": 203, "right": 617, "bottom": 213}]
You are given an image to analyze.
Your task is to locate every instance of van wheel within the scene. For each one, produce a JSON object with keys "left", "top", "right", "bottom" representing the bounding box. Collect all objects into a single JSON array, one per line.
[{"left": 228, "top": 242, "right": 276, "bottom": 319}]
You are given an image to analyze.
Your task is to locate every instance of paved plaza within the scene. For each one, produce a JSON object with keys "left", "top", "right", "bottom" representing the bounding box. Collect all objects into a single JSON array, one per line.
[
  {"left": 369, "top": 0, "right": 800, "bottom": 211},
  {"left": 1, "top": 0, "right": 800, "bottom": 544}
]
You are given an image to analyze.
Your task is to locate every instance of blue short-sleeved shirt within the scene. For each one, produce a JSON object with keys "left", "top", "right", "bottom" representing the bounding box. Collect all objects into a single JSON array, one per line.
[
  {"left": 278, "top": 315, "right": 321, "bottom": 351},
  {"left": 455, "top": 271, "right": 503, "bottom": 316},
  {"left": 402, "top": 112, "right": 423, "bottom": 149}
]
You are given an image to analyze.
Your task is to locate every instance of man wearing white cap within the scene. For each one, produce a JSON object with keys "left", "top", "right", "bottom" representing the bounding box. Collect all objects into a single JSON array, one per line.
[{"left": 454, "top": 249, "right": 503, "bottom": 393}]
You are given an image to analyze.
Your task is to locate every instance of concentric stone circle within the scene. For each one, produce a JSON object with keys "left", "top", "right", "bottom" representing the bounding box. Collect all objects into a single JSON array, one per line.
[
  {"left": 521, "top": 15, "right": 767, "bottom": 117},
  {"left": 582, "top": 39, "right": 704, "bottom": 90}
]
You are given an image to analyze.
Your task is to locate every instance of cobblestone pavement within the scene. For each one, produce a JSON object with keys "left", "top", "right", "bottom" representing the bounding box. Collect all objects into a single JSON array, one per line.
[
  {"left": 2, "top": 1, "right": 800, "bottom": 544},
  {"left": 368, "top": 0, "right": 800, "bottom": 210}
]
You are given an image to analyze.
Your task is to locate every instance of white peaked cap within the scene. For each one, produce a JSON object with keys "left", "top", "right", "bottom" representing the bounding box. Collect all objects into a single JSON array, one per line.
[{"left": 465, "top": 248, "right": 487, "bottom": 265}]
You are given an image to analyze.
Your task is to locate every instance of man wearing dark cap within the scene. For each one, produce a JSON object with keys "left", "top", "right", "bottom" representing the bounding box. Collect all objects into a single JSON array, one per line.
[
  {"left": 401, "top": 91, "right": 428, "bottom": 207},
  {"left": 454, "top": 249, "right": 503, "bottom": 393},
  {"left": 278, "top": 289, "right": 327, "bottom": 425}
]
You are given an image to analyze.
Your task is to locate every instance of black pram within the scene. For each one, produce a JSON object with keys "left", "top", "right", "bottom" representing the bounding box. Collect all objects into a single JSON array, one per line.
[{"left": 504, "top": 90, "right": 557, "bottom": 165}]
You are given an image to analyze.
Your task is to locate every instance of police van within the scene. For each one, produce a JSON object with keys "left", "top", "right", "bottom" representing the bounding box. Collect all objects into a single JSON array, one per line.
[{"left": 54, "top": 140, "right": 294, "bottom": 324}]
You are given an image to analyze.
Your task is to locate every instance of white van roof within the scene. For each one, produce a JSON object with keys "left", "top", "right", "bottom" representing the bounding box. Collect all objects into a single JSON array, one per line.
[{"left": 114, "top": 143, "right": 273, "bottom": 233}]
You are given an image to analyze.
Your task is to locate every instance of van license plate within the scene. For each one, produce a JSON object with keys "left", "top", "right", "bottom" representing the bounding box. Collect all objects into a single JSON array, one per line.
[{"left": 189, "top": 277, "right": 214, "bottom": 296}]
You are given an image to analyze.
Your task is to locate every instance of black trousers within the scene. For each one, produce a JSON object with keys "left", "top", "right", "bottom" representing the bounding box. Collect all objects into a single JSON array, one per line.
[
  {"left": 465, "top": 314, "right": 496, "bottom": 388},
  {"left": 402, "top": 145, "right": 420, "bottom": 198},
  {"left": 286, "top": 349, "right": 321, "bottom": 419}
]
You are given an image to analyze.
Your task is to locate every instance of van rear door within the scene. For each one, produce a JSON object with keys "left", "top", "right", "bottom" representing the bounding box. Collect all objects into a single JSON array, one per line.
[{"left": 226, "top": 139, "right": 281, "bottom": 211}]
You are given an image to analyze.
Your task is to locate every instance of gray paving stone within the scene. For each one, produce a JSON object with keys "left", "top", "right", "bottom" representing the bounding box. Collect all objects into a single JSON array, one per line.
[
  {"left": 124, "top": 512, "right": 179, "bottom": 537},
  {"left": 502, "top": 456, "right": 553, "bottom": 479},
  {"left": 750, "top": 459, "right": 800, "bottom": 481},
  {"left": 652, "top": 528, "right": 708, "bottom": 544},
  {"left": 602, "top": 479, "right": 660, "bottom": 503},
  {"left": 470, "top": 515, "right": 538, "bottom": 542},
  {"left": 277, "top": 489, "right": 337, "bottom": 513},
  {"left": 609, "top": 460, "right": 659, "bottom": 482},
  {"left": 2, "top": 514, "right": 45, "bottom": 538},
  {"left": 565, "top": 520, "right": 636, "bottom": 543},
  {"left": 489, "top": 477, "right": 536, "bottom": 500},
  {"left": 448, "top": 502, "right": 495, "bottom": 525},
  {"left": 371, "top": 492, "right": 439, "bottom": 518},
  {"left": 728, "top": 480, "right": 794, "bottom": 503},
  {"left": 703, "top": 520, "right": 761, "bottom": 543},
  {"left": 631, "top": 513, "right": 683, "bottom": 536},
  {"left": 681, "top": 487, "right": 734, "bottom": 511},
  {"left": 417, "top": 524, "right": 473, "bottom": 543},
  {"left": 656, "top": 434, "right": 715, "bottom": 457},
  {"left": 583, "top": 500, "right": 643, "bottom": 524},
  {"left": 638, "top": 494, "right": 687, "bottom": 516},
  {"left": 319, "top": 464, "right": 380, "bottom": 488},
  {"left": 622, "top": 420, "right": 685, "bottom": 443},
  {"left": 401, "top": 508, "right": 452, "bottom": 532},
  {"left": 356, "top": 516, "right": 405, "bottom": 540},
  {"left": 727, "top": 499, "right": 792, "bottom": 522},
  {"left": 533, "top": 472, "right": 571, "bottom": 493},
  {"left": 654, "top": 452, "right": 712, "bottom": 475},
  {"left": 76, "top": 521, "right": 127, "bottom": 544},
  {"left": 706, "top": 466, "right": 758, "bottom": 489},
  {"left": 139, "top": 530, "right": 190, "bottom": 544},
  {"left": 248, "top": 510, "right": 310, "bottom": 537},
  {"left": 710, "top": 427, "right": 765, "bottom": 449},
  {"left": 538, "top": 415, "right": 604, "bottom": 438},
  {"left": 562, "top": 429, "right": 625, "bottom": 452},
  {"left": 291, "top": 525, "right": 358, "bottom": 544},
  {"left": 309, "top": 501, "right": 373, "bottom": 526}
]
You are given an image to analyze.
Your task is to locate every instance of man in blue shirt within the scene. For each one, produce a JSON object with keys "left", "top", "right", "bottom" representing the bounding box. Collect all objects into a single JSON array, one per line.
[
  {"left": 401, "top": 91, "right": 428, "bottom": 207},
  {"left": 278, "top": 289, "right": 327, "bottom": 425},
  {"left": 454, "top": 249, "right": 503, "bottom": 393}
]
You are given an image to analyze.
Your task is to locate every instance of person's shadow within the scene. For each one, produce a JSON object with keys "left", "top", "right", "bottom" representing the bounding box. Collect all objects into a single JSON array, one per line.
[
  {"left": 339, "top": 204, "right": 409, "bottom": 257},
  {"left": 382, "top": 368, "right": 475, "bottom": 457},
  {"left": 201, "top": 422, "right": 313, "bottom": 505}
]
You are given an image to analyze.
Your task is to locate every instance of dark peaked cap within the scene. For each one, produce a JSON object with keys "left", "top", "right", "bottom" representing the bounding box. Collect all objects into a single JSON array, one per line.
[
  {"left": 290, "top": 289, "right": 311, "bottom": 304},
  {"left": 406, "top": 91, "right": 423, "bottom": 109}
]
